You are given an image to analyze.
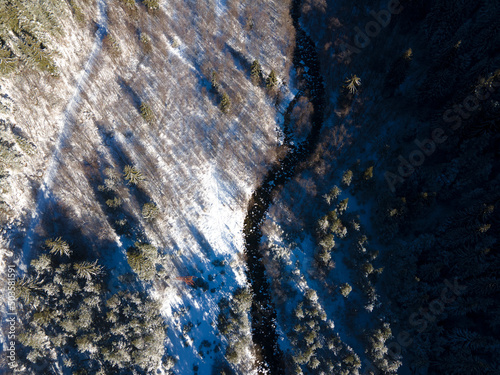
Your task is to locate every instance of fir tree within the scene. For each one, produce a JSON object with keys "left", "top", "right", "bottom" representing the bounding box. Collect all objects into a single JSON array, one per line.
[
  {"left": 45, "top": 237, "right": 72, "bottom": 257},
  {"left": 123, "top": 165, "right": 144, "bottom": 185},
  {"left": 266, "top": 70, "right": 278, "bottom": 90},
  {"left": 344, "top": 74, "right": 361, "bottom": 94},
  {"left": 250, "top": 60, "right": 262, "bottom": 85},
  {"left": 219, "top": 92, "right": 231, "bottom": 114},
  {"left": 139, "top": 102, "right": 155, "bottom": 123},
  {"left": 142, "top": 202, "right": 159, "bottom": 221}
]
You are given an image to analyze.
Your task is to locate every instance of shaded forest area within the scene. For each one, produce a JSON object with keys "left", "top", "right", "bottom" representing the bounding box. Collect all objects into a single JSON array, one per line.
[{"left": 288, "top": 0, "right": 500, "bottom": 373}]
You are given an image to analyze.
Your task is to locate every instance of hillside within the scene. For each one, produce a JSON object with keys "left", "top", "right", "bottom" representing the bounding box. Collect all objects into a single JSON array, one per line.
[{"left": 1, "top": 0, "right": 499, "bottom": 374}]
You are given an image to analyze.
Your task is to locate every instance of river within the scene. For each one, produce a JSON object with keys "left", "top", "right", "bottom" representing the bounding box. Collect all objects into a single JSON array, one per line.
[{"left": 242, "top": 0, "right": 326, "bottom": 373}]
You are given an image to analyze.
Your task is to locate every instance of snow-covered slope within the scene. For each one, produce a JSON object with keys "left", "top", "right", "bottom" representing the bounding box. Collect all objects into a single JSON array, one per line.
[{"left": 0, "top": 0, "right": 296, "bottom": 373}]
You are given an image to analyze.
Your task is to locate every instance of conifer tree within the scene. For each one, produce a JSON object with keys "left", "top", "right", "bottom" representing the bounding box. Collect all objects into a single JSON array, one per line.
[
  {"left": 219, "top": 92, "right": 231, "bottom": 114},
  {"left": 344, "top": 74, "right": 361, "bottom": 94},
  {"left": 45, "top": 237, "right": 72, "bottom": 257},
  {"left": 266, "top": 70, "right": 278, "bottom": 90},
  {"left": 123, "top": 165, "right": 144, "bottom": 185},
  {"left": 250, "top": 60, "right": 262, "bottom": 85}
]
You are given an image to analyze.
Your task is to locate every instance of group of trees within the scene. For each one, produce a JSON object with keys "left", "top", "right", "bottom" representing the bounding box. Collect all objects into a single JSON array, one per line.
[
  {"left": 15, "top": 242, "right": 166, "bottom": 373},
  {"left": 97, "top": 166, "right": 162, "bottom": 282},
  {"left": 209, "top": 70, "right": 232, "bottom": 114},
  {"left": 0, "top": 122, "right": 34, "bottom": 224},
  {"left": 287, "top": 289, "right": 362, "bottom": 374},
  {"left": 217, "top": 287, "right": 253, "bottom": 370},
  {"left": 251, "top": 59, "right": 279, "bottom": 91},
  {"left": 0, "top": 0, "right": 78, "bottom": 75},
  {"left": 296, "top": 0, "right": 500, "bottom": 373}
]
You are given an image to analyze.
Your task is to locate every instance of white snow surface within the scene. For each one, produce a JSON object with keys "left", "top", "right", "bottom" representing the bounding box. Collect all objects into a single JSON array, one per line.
[{"left": 0, "top": 0, "right": 296, "bottom": 373}]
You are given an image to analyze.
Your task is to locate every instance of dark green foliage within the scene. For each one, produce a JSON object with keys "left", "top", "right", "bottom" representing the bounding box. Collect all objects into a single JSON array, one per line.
[
  {"left": 139, "top": 102, "right": 155, "bottom": 123},
  {"left": 217, "top": 288, "right": 252, "bottom": 366},
  {"left": 45, "top": 237, "right": 72, "bottom": 257},
  {"left": 119, "top": 0, "right": 136, "bottom": 10},
  {"left": 103, "top": 34, "right": 121, "bottom": 56},
  {"left": 17, "top": 246, "right": 165, "bottom": 373},
  {"left": 323, "top": 186, "right": 341, "bottom": 205},
  {"left": 219, "top": 92, "right": 231, "bottom": 114},
  {"left": 0, "top": 46, "right": 17, "bottom": 75},
  {"left": 98, "top": 167, "right": 121, "bottom": 192},
  {"left": 74, "top": 260, "right": 103, "bottom": 280},
  {"left": 339, "top": 283, "right": 352, "bottom": 297},
  {"left": 69, "top": 0, "right": 84, "bottom": 24},
  {"left": 142, "top": 0, "right": 160, "bottom": 11},
  {"left": 0, "top": 0, "right": 64, "bottom": 75},
  {"left": 250, "top": 60, "right": 262, "bottom": 85},
  {"left": 123, "top": 165, "right": 144, "bottom": 185},
  {"left": 142, "top": 202, "right": 159, "bottom": 221},
  {"left": 140, "top": 33, "right": 152, "bottom": 54},
  {"left": 126, "top": 242, "right": 158, "bottom": 281},
  {"left": 363, "top": 166, "right": 373, "bottom": 180},
  {"left": 105, "top": 197, "right": 122, "bottom": 208},
  {"left": 266, "top": 69, "right": 278, "bottom": 90},
  {"left": 341, "top": 170, "right": 353, "bottom": 186},
  {"left": 211, "top": 70, "right": 219, "bottom": 91}
]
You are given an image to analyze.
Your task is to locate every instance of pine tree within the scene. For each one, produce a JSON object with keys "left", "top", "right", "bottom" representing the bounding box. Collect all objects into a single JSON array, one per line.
[
  {"left": 344, "top": 74, "right": 361, "bottom": 94},
  {"left": 119, "top": 0, "right": 136, "bottom": 9},
  {"left": 123, "top": 165, "right": 144, "bottom": 185},
  {"left": 15, "top": 276, "right": 41, "bottom": 305},
  {"left": 211, "top": 71, "right": 219, "bottom": 91},
  {"left": 250, "top": 60, "right": 262, "bottom": 85},
  {"left": 266, "top": 70, "right": 278, "bottom": 90},
  {"left": 342, "top": 170, "right": 353, "bottom": 186},
  {"left": 339, "top": 283, "right": 352, "bottom": 297},
  {"left": 140, "top": 34, "right": 152, "bottom": 54},
  {"left": 142, "top": 202, "right": 159, "bottom": 221},
  {"left": 139, "top": 102, "right": 155, "bottom": 123},
  {"left": 45, "top": 237, "right": 72, "bottom": 257},
  {"left": 219, "top": 92, "right": 231, "bottom": 114},
  {"left": 364, "top": 166, "right": 374, "bottom": 180},
  {"left": 126, "top": 243, "right": 157, "bottom": 281},
  {"left": 106, "top": 197, "right": 122, "bottom": 208},
  {"left": 74, "top": 260, "right": 103, "bottom": 281},
  {"left": 143, "top": 0, "right": 160, "bottom": 11}
]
